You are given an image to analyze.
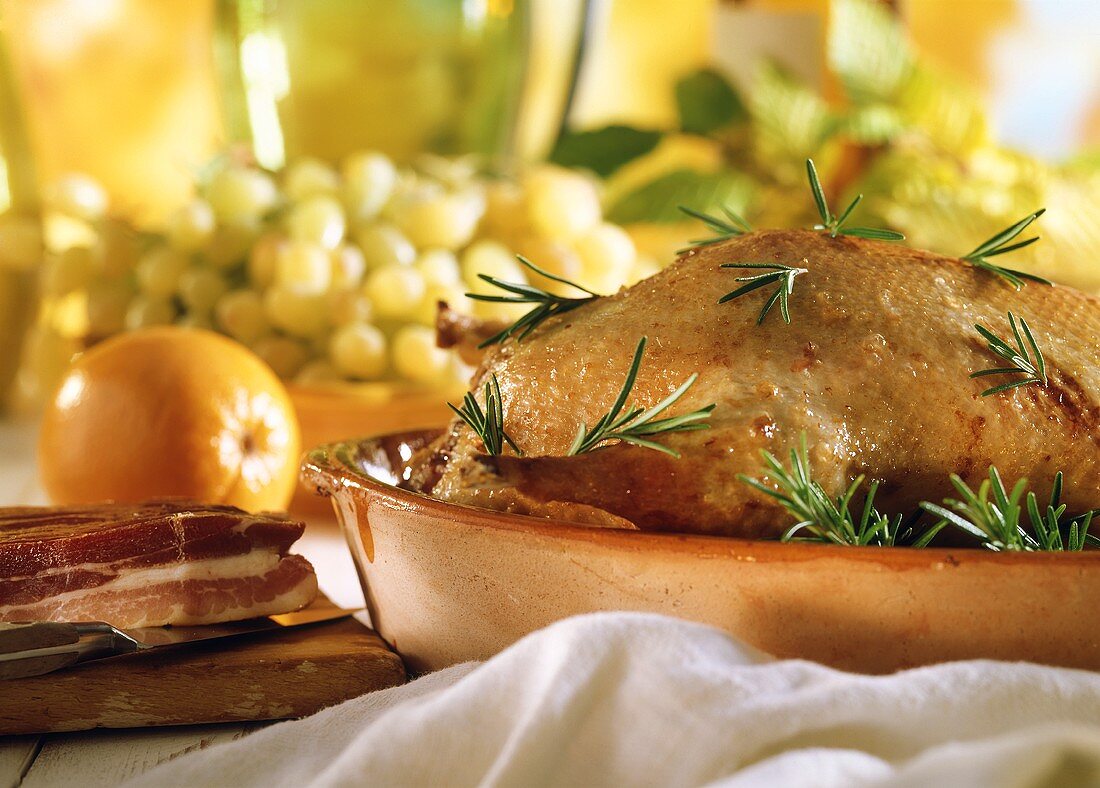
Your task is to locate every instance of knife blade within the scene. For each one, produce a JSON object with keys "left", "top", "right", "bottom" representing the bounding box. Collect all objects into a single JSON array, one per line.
[{"left": 0, "top": 601, "right": 359, "bottom": 680}]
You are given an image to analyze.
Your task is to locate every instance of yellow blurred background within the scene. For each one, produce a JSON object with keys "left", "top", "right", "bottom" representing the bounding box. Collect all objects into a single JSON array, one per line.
[{"left": 6, "top": 0, "right": 1097, "bottom": 224}]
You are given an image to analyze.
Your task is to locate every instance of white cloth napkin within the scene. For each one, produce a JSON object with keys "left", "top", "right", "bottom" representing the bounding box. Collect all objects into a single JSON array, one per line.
[{"left": 131, "top": 612, "right": 1100, "bottom": 788}]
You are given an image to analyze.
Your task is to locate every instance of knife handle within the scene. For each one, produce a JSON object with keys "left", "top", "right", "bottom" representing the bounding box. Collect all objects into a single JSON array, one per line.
[{"left": 0, "top": 622, "right": 135, "bottom": 680}]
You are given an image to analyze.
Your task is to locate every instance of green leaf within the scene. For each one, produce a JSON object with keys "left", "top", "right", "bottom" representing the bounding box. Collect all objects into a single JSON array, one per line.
[
  {"left": 828, "top": 0, "right": 915, "bottom": 104},
  {"left": 607, "top": 169, "right": 754, "bottom": 225},
  {"left": 839, "top": 104, "right": 905, "bottom": 144},
  {"left": 675, "top": 68, "right": 747, "bottom": 135},
  {"left": 749, "top": 62, "right": 838, "bottom": 166},
  {"left": 548, "top": 125, "right": 663, "bottom": 179}
]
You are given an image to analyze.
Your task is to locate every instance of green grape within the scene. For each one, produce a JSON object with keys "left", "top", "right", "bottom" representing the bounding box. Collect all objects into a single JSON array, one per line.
[
  {"left": 392, "top": 325, "right": 451, "bottom": 383},
  {"left": 461, "top": 235, "right": 529, "bottom": 320},
  {"left": 330, "top": 244, "right": 367, "bottom": 291},
  {"left": 135, "top": 247, "right": 188, "bottom": 298},
  {"left": 414, "top": 249, "right": 461, "bottom": 286},
  {"left": 295, "top": 359, "right": 342, "bottom": 384},
  {"left": 176, "top": 312, "right": 213, "bottom": 330},
  {"left": 342, "top": 151, "right": 397, "bottom": 222},
  {"left": 275, "top": 241, "right": 332, "bottom": 294},
  {"left": 286, "top": 195, "right": 346, "bottom": 250},
  {"left": 283, "top": 157, "right": 339, "bottom": 202},
  {"left": 460, "top": 240, "right": 524, "bottom": 290},
  {"left": 44, "top": 173, "right": 108, "bottom": 222},
  {"left": 364, "top": 266, "right": 426, "bottom": 319},
  {"left": 482, "top": 180, "right": 529, "bottom": 239},
  {"left": 0, "top": 213, "right": 43, "bottom": 272},
  {"left": 329, "top": 289, "right": 373, "bottom": 325},
  {"left": 513, "top": 236, "right": 583, "bottom": 294},
  {"left": 214, "top": 289, "right": 269, "bottom": 344},
  {"left": 574, "top": 223, "right": 636, "bottom": 294},
  {"left": 178, "top": 267, "right": 228, "bottom": 313},
  {"left": 124, "top": 295, "right": 177, "bottom": 331},
  {"left": 42, "top": 246, "right": 94, "bottom": 296},
  {"left": 166, "top": 200, "right": 216, "bottom": 252},
  {"left": 252, "top": 334, "right": 310, "bottom": 378},
  {"left": 205, "top": 219, "right": 261, "bottom": 270},
  {"left": 626, "top": 255, "right": 661, "bottom": 286},
  {"left": 262, "top": 287, "right": 330, "bottom": 338},
  {"left": 414, "top": 284, "right": 469, "bottom": 325},
  {"left": 394, "top": 189, "right": 484, "bottom": 250},
  {"left": 92, "top": 218, "right": 140, "bottom": 278},
  {"left": 85, "top": 279, "right": 133, "bottom": 336},
  {"left": 247, "top": 232, "right": 286, "bottom": 288},
  {"left": 525, "top": 167, "right": 601, "bottom": 240},
  {"left": 329, "top": 323, "right": 387, "bottom": 379},
  {"left": 355, "top": 224, "right": 416, "bottom": 269},
  {"left": 205, "top": 167, "right": 278, "bottom": 223}
]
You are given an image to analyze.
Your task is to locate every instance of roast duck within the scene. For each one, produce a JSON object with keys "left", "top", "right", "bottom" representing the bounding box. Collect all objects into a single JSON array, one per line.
[{"left": 412, "top": 227, "right": 1100, "bottom": 539}]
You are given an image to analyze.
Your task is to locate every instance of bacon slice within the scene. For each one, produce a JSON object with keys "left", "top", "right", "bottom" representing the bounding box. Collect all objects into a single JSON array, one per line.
[{"left": 0, "top": 501, "right": 318, "bottom": 628}]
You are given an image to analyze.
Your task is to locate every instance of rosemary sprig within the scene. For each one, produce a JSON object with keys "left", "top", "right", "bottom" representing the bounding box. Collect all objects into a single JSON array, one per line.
[
  {"left": 568, "top": 337, "right": 715, "bottom": 458},
  {"left": 971, "top": 312, "right": 1047, "bottom": 396},
  {"left": 739, "top": 435, "right": 944, "bottom": 547},
  {"left": 920, "top": 468, "right": 1099, "bottom": 552},
  {"left": 447, "top": 374, "right": 522, "bottom": 457},
  {"left": 961, "top": 209, "right": 1053, "bottom": 289},
  {"left": 718, "top": 263, "right": 807, "bottom": 325},
  {"left": 677, "top": 205, "right": 753, "bottom": 251},
  {"left": 466, "top": 255, "right": 599, "bottom": 348},
  {"left": 805, "top": 158, "right": 905, "bottom": 241}
]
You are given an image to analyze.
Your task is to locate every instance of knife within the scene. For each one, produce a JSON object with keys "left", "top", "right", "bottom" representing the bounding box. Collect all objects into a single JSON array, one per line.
[{"left": 0, "top": 601, "right": 359, "bottom": 680}]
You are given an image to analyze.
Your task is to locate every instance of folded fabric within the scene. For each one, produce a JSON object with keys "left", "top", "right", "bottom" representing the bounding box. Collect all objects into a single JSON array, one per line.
[{"left": 131, "top": 612, "right": 1100, "bottom": 788}]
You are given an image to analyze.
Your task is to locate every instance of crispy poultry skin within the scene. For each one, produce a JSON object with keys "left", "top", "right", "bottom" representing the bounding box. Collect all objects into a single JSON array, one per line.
[{"left": 411, "top": 229, "right": 1100, "bottom": 538}]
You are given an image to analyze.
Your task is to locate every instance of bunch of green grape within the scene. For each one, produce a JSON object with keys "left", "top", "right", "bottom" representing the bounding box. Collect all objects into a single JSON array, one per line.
[{"left": 26, "top": 154, "right": 659, "bottom": 403}]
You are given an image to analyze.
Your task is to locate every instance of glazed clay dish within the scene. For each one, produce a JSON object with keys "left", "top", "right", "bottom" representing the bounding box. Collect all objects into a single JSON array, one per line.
[
  {"left": 305, "top": 223, "right": 1100, "bottom": 673},
  {"left": 304, "top": 431, "right": 1100, "bottom": 675}
]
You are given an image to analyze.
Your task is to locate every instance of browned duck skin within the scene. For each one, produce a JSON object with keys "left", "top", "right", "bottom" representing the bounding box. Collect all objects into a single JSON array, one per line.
[{"left": 416, "top": 229, "right": 1100, "bottom": 538}]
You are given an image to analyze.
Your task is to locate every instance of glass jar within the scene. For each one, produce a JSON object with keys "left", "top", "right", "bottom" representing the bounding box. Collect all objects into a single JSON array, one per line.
[{"left": 214, "top": 0, "right": 532, "bottom": 171}]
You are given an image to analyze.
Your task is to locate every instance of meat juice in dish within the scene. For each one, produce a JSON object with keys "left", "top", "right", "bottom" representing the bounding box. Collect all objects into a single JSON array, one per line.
[
  {"left": 0, "top": 501, "right": 318, "bottom": 628},
  {"left": 412, "top": 227, "right": 1100, "bottom": 540}
]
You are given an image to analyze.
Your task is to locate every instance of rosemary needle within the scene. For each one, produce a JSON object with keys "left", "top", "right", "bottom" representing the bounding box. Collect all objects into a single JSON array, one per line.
[
  {"left": 568, "top": 337, "right": 715, "bottom": 458},
  {"left": 961, "top": 209, "right": 1053, "bottom": 289},
  {"left": 448, "top": 373, "right": 522, "bottom": 456},
  {"left": 806, "top": 159, "right": 905, "bottom": 241},
  {"left": 970, "top": 312, "right": 1047, "bottom": 396},
  {"left": 738, "top": 434, "right": 943, "bottom": 547},
  {"left": 678, "top": 205, "right": 753, "bottom": 251},
  {"left": 920, "top": 468, "right": 1099, "bottom": 551},
  {"left": 466, "top": 255, "right": 599, "bottom": 348},
  {"left": 718, "top": 263, "right": 807, "bottom": 325}
]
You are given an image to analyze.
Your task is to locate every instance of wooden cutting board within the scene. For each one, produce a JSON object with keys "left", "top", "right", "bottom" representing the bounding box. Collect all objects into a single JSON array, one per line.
[{"left": 0, "top": 614, "right": 406, "bottom": 735}]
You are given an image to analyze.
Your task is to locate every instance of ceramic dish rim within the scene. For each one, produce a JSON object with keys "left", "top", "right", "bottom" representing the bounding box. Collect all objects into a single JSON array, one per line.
[{"left": 302, "top": 431, "right": 1100, "bottom": 570}]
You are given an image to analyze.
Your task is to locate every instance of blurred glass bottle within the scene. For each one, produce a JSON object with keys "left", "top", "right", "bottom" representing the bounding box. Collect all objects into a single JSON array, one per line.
[
  {"left": 214, "top": 0, "right": 535, "bottom": 171},
  {"left": 0, "top": 17, "right": 41, "bottom": 414}
]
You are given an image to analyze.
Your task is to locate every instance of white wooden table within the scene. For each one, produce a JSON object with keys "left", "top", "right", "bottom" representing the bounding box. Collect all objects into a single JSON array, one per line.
[{"left": 0, "top": 418, "right": 366, "bottom": 787}]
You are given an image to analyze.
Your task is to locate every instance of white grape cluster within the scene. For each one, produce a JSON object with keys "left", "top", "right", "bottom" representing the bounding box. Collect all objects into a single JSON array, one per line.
[{"left": 27, "top": 154, "right": 659, "bottom": 399}]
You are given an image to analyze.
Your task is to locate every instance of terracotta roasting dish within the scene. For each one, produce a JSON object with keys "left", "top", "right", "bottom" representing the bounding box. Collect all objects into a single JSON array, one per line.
[{"left": 304, "top": 431, "right": 1100, "bottom": 675}]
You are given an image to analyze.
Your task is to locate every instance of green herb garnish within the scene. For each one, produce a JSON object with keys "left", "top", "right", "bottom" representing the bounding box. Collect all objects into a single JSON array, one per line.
[
  {"left": 448, "top": 373, "right": 522, "bottom": 457},
  {"left": 921, "top": 468, "right": 1099, "bottom": 551},
  {"left": 739, "top": 435, "right": 944, "bottom": 547},
  {"left": 466, "top": 255, "right": 599, "bottom": 348},
  {"left": 971, "top": 312, "right": 1047, "bottom": 396},
  {"left": 568, "top": 337, "right": 715, "bottom": 458},
  {"left": 961, "top": 209, "right": 1052, "bottom": 289},
  {"left": 678, "top": 205, "right": 753, "bottom": 251},
  {"left": 718, "top": 263, "right": 807, "bottom": 325},
  {"left": 806, "top": 158, "right": 905, "bottom": 241}
]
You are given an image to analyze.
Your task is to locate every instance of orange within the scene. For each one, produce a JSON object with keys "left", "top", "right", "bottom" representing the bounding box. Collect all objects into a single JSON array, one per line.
[{"left": 39, "top": 327, "right": 301, "bottom": 512}]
